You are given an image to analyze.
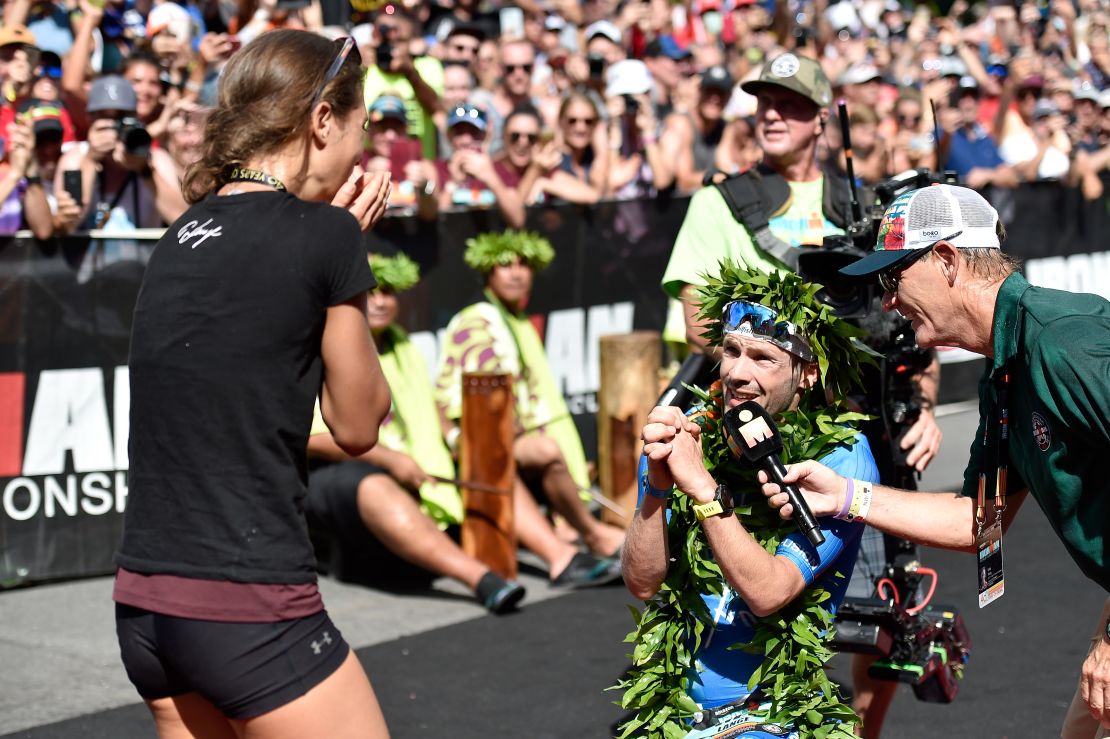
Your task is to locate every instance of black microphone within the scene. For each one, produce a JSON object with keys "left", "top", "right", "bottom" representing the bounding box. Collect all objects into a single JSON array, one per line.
[{"left": 722, "top": 401, "right": 825, "bottom": 547}]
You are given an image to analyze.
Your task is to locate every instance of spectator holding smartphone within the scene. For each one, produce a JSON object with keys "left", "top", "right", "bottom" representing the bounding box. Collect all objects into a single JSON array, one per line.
[
  {"left": 604, "top": 60, "right": 667, "bottom": 199},
  {"left": 16, "top": 98, "right": 81, "bottom": 235},
  {"left": 435, "top": 103, "right": 525, "bottom": 227},
  {"left": 364, "top": 6, "right": 444, "bottom": 159},
  {"left": 0, "top": 112, "right": 52, "bottom": 238},
  {"left": 55, "top": 75, "right": 177, "bottom": 236},
  {"left": 364, "top": 94, "right": 437, "bottom": 220}
]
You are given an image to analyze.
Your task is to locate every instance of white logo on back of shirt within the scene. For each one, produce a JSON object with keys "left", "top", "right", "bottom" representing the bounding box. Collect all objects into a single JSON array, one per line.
[{"left": 178, "top": 218, "right": 223, "bottom": 249}]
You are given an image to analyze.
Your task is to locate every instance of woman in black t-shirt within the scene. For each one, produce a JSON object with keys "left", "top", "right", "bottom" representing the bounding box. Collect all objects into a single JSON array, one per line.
[{"left": 115, "top": 29, "right": 393, "bottom": 739}]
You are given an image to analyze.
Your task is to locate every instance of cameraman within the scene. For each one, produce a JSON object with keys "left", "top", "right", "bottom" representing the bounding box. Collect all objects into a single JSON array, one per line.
[
  {"left": 364, "top": 7, "right": 444, "bottom": 160},
  {"left": 660, "top": 52, "right": 943, "bottom": 736},
  {"left": 55, "top": 75, "right": 174, "bottom": 232}
]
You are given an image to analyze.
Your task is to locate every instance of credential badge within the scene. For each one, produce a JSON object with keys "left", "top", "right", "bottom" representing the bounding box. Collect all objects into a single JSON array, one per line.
[
  {"left": 1032, "top": 412, "right": 1051, "bottom": 451},
  {"left": 770, "top": 54, "right": 800, "bottom": 78}
]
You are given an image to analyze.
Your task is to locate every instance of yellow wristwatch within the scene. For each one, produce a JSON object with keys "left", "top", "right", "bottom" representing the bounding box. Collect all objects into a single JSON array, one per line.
[{"left": 692, "top": 483, "right": 733, "bottom": 522}]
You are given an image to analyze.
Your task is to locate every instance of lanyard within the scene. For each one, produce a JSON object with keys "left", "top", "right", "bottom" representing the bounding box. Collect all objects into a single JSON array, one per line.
[
  {"left": 976, "top": 366, "right": 1009, "bottom": 536},
  {"left": 227, "top": 167, "right": 286, "bottom": 191}
]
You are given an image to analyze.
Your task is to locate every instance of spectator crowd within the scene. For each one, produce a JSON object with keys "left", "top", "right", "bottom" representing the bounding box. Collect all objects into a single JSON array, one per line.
[{"left": 3, "top": 0, "right": 1110, "bottom": 242}]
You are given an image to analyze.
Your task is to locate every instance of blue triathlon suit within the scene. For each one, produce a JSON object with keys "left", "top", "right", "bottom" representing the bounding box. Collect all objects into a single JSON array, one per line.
[{"left": 636, "top": 432, "right": 879, "bottom": 711}]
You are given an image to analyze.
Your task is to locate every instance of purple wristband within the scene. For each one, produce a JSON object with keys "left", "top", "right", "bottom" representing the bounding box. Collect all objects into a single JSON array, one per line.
[{"left": 837, "top": 478, "right": 855, "bottom": 520}]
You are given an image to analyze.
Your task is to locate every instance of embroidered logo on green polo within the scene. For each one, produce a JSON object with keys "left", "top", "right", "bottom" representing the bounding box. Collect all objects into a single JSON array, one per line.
[{"left": 1032, "top": 412, "right": 1051, "bottom": 451}]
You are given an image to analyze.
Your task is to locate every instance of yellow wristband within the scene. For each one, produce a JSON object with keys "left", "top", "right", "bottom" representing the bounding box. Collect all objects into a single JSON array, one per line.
[{"left": 693, "top": 499, "right": 724, "bottom": 521}]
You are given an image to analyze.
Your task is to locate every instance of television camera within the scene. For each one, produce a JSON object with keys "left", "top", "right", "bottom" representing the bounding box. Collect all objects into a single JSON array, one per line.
[{"left": 833, "top": 540, "right": 971, "bottom": 703}]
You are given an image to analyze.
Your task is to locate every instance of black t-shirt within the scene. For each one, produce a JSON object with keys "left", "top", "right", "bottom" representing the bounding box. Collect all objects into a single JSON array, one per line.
[{"left": 117, "top": 191, "right": 375, "bottom": 584}]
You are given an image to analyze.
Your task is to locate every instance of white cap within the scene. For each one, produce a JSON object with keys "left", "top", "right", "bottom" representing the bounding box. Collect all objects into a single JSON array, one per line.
[
  {"left": 841, "top": 184, "right": 1001, "bottom": 277},
  {"left": 606, "top": 59, "right": 654, "bottom": 97},
  {"left": 838, "top": 63, "right": 882, "bottom": 86},
  {"left": 585, "top": 20, "right": 622, "bottom": 45},
  {"left": 826, "top": 1, "right": 861, "bottom": 34},
  {"left": 147, "top": 2, "right": 195, "bottom": 41},
  {"left": 1075, "top": 82, "right": 1101, "bottom": 102},
  {"left": 938, "top": 56, "right": 968, "bottom": 78},
  {"left": 351, "top": 23, "right": 374, "bottom": 48}
]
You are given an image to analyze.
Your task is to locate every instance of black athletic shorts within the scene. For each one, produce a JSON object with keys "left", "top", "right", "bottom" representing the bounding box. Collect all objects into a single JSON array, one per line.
[
  {"left": 115, "top": 604, "right": 350, "bottom": 719},
  {"left": 306, "top": 460, "right": 388, "bottom": 542}
]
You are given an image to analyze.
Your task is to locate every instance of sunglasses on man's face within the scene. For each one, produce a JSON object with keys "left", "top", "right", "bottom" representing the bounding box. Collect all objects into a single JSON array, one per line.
[
  {"left": 876, "top": 231, "right": 961, "bottom": 293},
  {"left": 451, "top": 42, "right": 479, "bottom": 55},
  {"left": 505, "top": 63, "right": 534, "bottom": 74},
  {"left": 508, "top": 131, "right": 538, "bottom": 144}
]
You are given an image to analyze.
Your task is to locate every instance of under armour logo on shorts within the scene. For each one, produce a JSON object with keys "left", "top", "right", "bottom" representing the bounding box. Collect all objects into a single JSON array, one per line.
[{"left": 310, "top": 631, "right": 333, "bottom": 655}]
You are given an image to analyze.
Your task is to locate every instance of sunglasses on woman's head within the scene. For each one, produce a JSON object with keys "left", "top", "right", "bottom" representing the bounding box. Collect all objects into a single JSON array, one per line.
[{"left": 312, "top": 37, "right": 359, "bottom": 107}]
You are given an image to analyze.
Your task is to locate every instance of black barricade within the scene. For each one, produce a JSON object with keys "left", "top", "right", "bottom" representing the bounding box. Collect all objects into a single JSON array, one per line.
[{"left": 2, "top": 185, "right": 1108, "bottom": 587}]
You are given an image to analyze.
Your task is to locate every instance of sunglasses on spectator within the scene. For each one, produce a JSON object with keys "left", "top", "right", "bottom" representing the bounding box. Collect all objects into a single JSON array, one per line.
[
  {"left": 898, "top": 114, "right": 921, "bottom": 125},
  {"left": 451, "top": 42, "right": 480, "bottom": 55},
  {"left": 566, "top": 116, "right": 597, "bottom": 126},
  {"left": 509, "top": 131, "right": 538, "bottom": 144},
  {"left": 505, "top": 63, "right": 534, "bottom": 74},
  {"left": 721, "top": 300, "right": 814, "bottom": 363},
  {"left": 876, "top": 232, "right": 960, "bottom": 293},
  {"left": 312, "top": 37, "right": 359, "bottom": 108}
]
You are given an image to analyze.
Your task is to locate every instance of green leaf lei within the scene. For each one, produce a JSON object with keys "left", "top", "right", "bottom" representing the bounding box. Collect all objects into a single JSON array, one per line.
[{"left": 612, "top": 264, "right": 873, "bottom": 738}]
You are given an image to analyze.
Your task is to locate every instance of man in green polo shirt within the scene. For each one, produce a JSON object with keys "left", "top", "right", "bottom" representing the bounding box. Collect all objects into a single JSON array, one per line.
[{"left": 761, "top": 183, "right": 1110, "bottom": 737}]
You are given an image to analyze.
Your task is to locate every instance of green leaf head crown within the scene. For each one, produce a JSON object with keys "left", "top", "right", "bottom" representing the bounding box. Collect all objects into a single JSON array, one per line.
[
  {"left": 463, "top": 230, "right": 556, "bottom": 273},
  {"left": 369, "top": 252, "right": 421, "bottom": 293},
  {"left": 695, "top": 261, "right": 873, "bottom": 404}
]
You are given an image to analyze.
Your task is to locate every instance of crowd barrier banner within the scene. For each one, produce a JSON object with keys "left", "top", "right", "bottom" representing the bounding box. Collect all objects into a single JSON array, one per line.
[{"left": 0, "top": 184, "right": 1103, "bottom": 587}]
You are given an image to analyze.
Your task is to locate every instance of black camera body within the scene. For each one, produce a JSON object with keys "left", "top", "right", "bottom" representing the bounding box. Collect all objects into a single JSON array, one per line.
[
  {"left": 117, "top": 117, "right": 151, "bottom": 157},
  {"left": 832, "top": 551, "right": 971, "bottom": 703}
]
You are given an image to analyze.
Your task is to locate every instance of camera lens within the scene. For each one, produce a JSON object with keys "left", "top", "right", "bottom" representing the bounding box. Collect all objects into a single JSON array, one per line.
[{"left": 118, "top": 116, "right": 151, "bottom": 157}]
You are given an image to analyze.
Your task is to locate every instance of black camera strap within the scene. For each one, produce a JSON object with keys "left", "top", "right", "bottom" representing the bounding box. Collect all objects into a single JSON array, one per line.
[{"left": 93, "top": 170, "right": 139, "bottom": 230}]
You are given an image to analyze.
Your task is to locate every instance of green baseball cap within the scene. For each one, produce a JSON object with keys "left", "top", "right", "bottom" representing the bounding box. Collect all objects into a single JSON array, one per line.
[{"left": 741, "top": 52, "right": 832, "bottom": 108}]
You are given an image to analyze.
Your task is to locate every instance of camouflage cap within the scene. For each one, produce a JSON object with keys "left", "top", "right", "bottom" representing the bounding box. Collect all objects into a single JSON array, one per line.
[{"left": 741, "top": 52, "right": 832, "bottom": 108}]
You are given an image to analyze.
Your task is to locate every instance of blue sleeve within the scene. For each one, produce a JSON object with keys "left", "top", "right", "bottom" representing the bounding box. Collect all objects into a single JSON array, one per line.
[
  {"left": 636, "top": 452, "right": 649, "bottom": 508},
  {"left": 774, "top": 433, "right": 876, "bottom": 585}
]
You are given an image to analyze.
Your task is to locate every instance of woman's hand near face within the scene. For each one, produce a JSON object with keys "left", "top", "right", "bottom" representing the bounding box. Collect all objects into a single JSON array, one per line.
[{"left": 332, "top": 170, "right": 391, "bottom": 231}]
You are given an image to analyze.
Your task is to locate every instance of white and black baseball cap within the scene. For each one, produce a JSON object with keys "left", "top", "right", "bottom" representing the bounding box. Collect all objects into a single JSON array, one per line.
[{"left": 840, "top": 184, "right": 1001, "bottom": 277}]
